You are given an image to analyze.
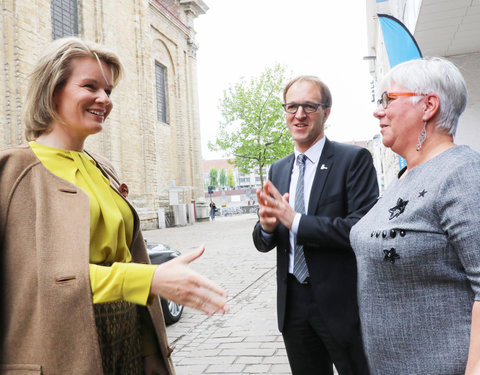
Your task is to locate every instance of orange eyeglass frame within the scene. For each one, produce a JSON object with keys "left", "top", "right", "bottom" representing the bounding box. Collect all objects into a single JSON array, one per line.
[{"left": 378, "top": 91, "right": 426, "bottom": 108}]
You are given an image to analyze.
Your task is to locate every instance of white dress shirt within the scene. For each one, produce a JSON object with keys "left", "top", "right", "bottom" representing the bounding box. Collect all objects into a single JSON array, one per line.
[
  {"left": 260, "top": 137, "right": 326, "bottom": 274},
  {"left": 287, "top": 137, "right": 325, "bottom": 273}
]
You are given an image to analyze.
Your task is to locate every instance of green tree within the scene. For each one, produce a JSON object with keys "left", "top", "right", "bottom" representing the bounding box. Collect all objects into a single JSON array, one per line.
[
  {"left": 209, "top": 64, "right": 293, "bottom": 187},
  {"left": 209, "top": 167, "right": 218, "bottom": 189},
  {"left": 227, "top": 168, "right": 235, "bottom": 189},
  {"left": 219, "top": 168, "right": 227, "bottom": 188}
]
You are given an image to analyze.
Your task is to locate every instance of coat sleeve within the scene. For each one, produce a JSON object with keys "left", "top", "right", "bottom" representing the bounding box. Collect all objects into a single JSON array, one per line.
[
  {"left": 298, "top": 147, "right": 379, "bottom": 250},
  {"left": 437, "top": 158, "right": 480, "bottom": 299}
]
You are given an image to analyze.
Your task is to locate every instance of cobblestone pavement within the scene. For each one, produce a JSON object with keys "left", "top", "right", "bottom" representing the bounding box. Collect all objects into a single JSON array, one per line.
[{"left": 143, "top": 213, "right": 292, "bottom": 375}]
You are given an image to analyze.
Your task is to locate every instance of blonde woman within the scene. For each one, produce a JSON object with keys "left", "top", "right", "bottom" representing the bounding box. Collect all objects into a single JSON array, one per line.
[{"left": 0, "top": 37, "right": 228, "bottom": 375}]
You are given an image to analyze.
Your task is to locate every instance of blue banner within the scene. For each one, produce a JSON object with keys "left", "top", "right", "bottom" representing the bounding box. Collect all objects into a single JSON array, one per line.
[
  {"left": 377, "top": 13, "right": 422, "bottom": 168},
  {"left": 378, "top": 14, "right": 422, "bottom": 68},
  {"left": 398, "top": 155, "right": 407, "bottom": 170}
]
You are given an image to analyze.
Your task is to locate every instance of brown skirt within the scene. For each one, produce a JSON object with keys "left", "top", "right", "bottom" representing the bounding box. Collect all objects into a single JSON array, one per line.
[{"left": 93, "top": 300, "right": 143, "bottom": 375}]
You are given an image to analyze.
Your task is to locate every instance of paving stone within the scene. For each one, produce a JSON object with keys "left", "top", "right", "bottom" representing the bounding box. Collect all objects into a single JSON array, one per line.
[
  {"left": 262, "top": 355, "right": 289, "bottom": 364},
  {"left": 234, "top": 356, "right": 263, "bottom": 365},
  {"left": 204, "top": 364, "right": 246, "bottom": 373},
  {"left": 174, "top": 365, "right": 208, "bottom": 375},
  {"left": 219, "top": 348, "right": 276, "bottom": 357},
  {"left": 244, "top": 336, "right": 279, "bottom": 343},
  {"left": 178, "top": 356, "right": 237, "bottom": 366},
  {"left": 259, "top": 342, "right": 288, "bottom": 350},
  {"left": 270, "top": 364, "right": 292, "bottom": 374},
  {"left": 144, "top": 215, "right": 290, "bottom": 374},
  {"left": 243, "top": 364, "right": 271, "bottom": 373},
  {"left": 217, "top": 342, "right": 268, "bottom": 350}
]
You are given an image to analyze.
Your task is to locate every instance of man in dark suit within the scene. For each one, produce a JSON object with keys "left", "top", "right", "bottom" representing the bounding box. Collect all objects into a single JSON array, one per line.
[{"left": 253, "top": 76, "right": 378, "bottom": 375}]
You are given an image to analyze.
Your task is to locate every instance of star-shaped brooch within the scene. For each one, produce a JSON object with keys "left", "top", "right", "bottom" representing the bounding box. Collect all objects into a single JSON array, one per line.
[
  {"left": 388, "top": 198, "right": 409, "bottom": 220},
  {"left": 418, "top": 189, "right": 427, "bottom": 198},
  {"left": 383, "top": 248, "right": 400, "bottom": 264}
]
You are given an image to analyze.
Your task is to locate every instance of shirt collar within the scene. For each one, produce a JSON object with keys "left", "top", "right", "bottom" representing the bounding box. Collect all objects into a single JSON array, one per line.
[{"left": 294, "top": 136, "right": 326, "bottom": 165}]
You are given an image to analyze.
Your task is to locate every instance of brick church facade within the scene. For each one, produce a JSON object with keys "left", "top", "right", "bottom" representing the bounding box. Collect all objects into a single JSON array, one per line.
[{"left": 0, "top": 0, "right": 207, "bottom": 228}]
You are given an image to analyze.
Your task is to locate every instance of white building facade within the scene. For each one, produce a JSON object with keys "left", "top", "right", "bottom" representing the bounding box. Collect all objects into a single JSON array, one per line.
[{"left": 365, "top": 0, "right": 480, "bottom": 188}]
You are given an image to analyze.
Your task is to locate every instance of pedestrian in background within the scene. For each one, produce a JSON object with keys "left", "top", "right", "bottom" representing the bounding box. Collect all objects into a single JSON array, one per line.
[
  {"left": 0, "top": 37, "right": 228, "bottom": 375},
  {"left": 350, "top": 57, "right": 480, "bottom": 374},
  {"left": 210, "top": 201, "right": 217, "bottom": 221},
  {"left": 253, "top": 75, "right": 378, "bottom": 375}
]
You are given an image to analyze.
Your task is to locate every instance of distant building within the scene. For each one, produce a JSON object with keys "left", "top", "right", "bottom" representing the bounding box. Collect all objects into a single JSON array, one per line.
[
  {"left": 0, "top": 0, "right": 208, "bottom": 228},
  {"left": 202, "top": 159, "right": 268, "bottom": 191},
  {"left": 203, "top": 138, "right": 372, "bottom": 196},
  {"left": 343, "top": 140, "right": 368, "bottom": 149}
]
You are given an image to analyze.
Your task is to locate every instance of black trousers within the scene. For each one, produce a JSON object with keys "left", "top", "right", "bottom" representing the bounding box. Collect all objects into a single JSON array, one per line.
[{"left": 282, "top": 274, "right": 369, "bottom": 375}]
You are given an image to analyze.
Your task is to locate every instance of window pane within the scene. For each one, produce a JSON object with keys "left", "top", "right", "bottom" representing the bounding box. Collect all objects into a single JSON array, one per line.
[
  {"left": 155, "top": 62, "right": 168, "bottom": 123},
  {"left": 51, "top": 0, "right": 78, "bottom": 39}
]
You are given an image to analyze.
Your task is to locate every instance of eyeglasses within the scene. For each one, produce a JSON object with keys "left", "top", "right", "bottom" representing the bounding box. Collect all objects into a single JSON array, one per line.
[
  {"left": 282, "top": 102, "right": 328, "bottom": 114},
  {"left": 377, "top": 92, "right": 426, "bottom": 109}
]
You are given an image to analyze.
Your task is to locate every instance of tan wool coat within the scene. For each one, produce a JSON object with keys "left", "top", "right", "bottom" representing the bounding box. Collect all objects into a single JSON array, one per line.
[{"left": 0, "top": 145, "right": 175, "bottom": 375}]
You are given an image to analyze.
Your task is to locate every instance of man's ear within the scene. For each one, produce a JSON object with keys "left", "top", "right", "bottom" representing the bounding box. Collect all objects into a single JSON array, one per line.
[
  {"left": 422, "top": 93, "right": 440, "bottom": 122},
  {"left": 323, "top": 107, "right": 331, "bottom": 122}
]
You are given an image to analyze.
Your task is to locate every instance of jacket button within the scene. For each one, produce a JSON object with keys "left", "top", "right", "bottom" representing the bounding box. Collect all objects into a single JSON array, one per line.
[
  {"left": 399, "top": 230, "right": 406, "bottom": 237},
  {"left": 119, "top": 183, "right": 129, "bottom": 198},
  {"left": 390, "top": 229, "right": 396, "bottom": 238},
  {"left": 375, "top": 231, "right": 380, "bottom": 238},
  {"left": 382, "top": 230, "right": 387, "bottom": 238}
]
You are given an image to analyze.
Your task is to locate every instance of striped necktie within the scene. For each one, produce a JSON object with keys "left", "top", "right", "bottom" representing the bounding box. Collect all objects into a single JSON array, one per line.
[{"left": 293, "top": 154, "right": 309, "bottom": 283}]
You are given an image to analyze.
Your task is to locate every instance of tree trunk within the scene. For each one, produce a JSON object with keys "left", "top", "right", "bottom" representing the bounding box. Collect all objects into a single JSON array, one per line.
[{"left": 259, "top": 164, "right": 264, "bottom": 190}]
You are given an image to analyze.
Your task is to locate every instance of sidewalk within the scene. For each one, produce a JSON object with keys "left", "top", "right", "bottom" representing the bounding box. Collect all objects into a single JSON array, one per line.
[{"left": 143, "top": 214, "right": 291, "bottom": 375}]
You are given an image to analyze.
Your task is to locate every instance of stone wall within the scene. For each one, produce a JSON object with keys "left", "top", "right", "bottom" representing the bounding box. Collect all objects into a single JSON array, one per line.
[{"left": 0, "top": 0, "right": 208, "bottom": 229}]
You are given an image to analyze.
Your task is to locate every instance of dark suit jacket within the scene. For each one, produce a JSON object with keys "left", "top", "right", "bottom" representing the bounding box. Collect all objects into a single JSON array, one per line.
[{"left": 253, "top": 138, "right": 379, "bottom": 344}]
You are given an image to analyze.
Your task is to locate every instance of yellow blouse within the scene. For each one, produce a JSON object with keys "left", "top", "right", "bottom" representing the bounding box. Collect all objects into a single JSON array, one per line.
[{"left": 29, "top": 141, "right": 157, "bottom": 305}]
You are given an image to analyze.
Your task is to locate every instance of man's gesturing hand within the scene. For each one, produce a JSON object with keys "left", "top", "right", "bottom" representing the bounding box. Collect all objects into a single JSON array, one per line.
[{"left": 257, "top": 180, "right": 297, "bottom": 230}]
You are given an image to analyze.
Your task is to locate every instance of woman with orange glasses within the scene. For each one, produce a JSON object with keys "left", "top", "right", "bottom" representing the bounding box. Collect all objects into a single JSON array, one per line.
[{"left": 350, "top": 57, "right": 480, "bottom": 374}]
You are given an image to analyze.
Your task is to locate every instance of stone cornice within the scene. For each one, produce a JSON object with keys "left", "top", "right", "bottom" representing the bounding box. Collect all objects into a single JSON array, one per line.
[
  {"left": 179, "top": 0, "right": 209, "bottom": 17},
  {"left": 151, "top": 0, "right": 191, "bottom": 35}
]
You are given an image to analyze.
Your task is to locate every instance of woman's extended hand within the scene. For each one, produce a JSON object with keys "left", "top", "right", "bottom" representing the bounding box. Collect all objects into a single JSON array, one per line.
[{"left": 150, "top": 245, "right": 229, "bottom": 316}]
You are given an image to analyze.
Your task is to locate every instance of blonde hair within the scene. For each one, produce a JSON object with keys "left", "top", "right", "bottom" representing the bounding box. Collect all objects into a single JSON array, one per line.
[{"left": 23, "top": 37, "right": 123, "bottom": 141}]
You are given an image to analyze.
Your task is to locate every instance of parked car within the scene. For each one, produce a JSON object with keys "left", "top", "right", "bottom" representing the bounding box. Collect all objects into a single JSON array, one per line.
[{"left": 146, "top": 242, "right": 184, "bottom": 325}]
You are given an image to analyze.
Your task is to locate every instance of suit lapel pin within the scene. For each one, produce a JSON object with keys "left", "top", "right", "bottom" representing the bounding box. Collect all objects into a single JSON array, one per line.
[{"left": 320, "top": 164, "right": 328, "bottom": 170}]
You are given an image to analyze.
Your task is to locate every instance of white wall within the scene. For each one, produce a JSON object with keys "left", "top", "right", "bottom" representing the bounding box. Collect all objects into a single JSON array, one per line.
[{"left": 449, "top": 53, "right": 480, "bottom": 152}]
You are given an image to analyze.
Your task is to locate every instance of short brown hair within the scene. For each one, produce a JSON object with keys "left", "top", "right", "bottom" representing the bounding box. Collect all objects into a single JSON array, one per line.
[
  {"left": 283, "top": 75, "right": 332, "bottom": 108},
  {"left": 23, "top": 37, "right": 123, "bottom": 141}
]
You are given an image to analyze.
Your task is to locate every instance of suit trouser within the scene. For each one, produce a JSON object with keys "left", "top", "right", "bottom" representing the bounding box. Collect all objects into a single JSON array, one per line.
[{"left": 282, "top": 274, "right": 369, "bottom": 375}]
